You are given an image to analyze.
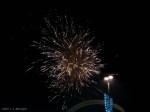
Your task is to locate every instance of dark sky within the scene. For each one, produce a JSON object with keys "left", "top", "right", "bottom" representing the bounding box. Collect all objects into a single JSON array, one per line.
[{"left": 1, "top": 4, "right": 147, "bottom": 112}]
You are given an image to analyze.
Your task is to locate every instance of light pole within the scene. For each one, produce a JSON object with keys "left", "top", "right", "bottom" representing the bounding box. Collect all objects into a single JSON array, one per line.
[
  {"left": 104, "top": 75, "right": 114, "bottom": 112},
  {"left": 104, "top": 75, "right": 113, "bottom": 96}
]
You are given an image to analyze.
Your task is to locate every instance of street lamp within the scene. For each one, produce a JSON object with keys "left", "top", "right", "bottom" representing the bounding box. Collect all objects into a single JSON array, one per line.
[
  {"left": 104, "top": 75, "right": 113, "bottom": 96},
  {"left": 104, "top": 75, "right": 114, "bottom": 112}
]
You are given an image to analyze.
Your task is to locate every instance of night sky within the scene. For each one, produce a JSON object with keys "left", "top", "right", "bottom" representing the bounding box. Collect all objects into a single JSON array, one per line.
[{"left": 1, "top": 4, "right": 146, "bottom": 112}]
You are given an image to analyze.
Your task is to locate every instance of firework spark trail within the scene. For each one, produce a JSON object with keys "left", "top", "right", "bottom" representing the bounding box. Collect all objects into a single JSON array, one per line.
[{"left": 28, "top": 12, "right": 103, "bottom": 110}]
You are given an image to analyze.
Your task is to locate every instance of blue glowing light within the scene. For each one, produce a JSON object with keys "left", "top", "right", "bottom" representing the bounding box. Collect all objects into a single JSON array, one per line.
[{"left": 104, "top": 93, "right": 113, "bottom": 112}]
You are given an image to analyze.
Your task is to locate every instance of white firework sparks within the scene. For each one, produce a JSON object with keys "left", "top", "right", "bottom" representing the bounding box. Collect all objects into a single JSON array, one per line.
[{"left": 28, "top": 12, "right": 103, "bottom": 110}]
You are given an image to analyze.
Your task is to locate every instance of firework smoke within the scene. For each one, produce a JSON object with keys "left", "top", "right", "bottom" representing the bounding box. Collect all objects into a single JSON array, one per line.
[{"left": 28, "top": 11, "right": 103, "bottom": 110}]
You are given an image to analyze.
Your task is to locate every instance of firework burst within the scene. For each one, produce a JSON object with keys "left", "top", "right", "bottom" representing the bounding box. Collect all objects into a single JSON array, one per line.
[{"left": 27, "top": 12, "right": 103, "bottom": 110}]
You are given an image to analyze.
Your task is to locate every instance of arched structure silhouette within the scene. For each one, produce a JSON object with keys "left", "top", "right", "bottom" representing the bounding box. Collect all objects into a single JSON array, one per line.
[{"left": 67, "top": 100, "right": 125, "bottom": 112}]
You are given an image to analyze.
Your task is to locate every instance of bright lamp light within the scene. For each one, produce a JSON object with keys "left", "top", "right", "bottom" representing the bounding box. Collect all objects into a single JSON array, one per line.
[
  {"left": 108, "top": 75, "right": 113, "bottom": 79},
  {"left": 104, "top": 77, "right": 109, "bottom": 81}
]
